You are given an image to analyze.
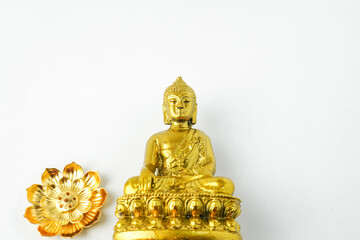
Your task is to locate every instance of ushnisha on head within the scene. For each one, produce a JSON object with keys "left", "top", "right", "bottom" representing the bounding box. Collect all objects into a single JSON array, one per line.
[{"left": 163, "top": 76, "right": 197, "bottom": 125}]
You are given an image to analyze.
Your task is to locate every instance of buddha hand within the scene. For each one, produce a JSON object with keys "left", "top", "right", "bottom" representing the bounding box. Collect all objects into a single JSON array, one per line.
[
  {"left": 139, "top": 168, "right": 155, "bottom": 191},
  {"left": 178, "top": 168, "right": 195, "bottom": 176}
]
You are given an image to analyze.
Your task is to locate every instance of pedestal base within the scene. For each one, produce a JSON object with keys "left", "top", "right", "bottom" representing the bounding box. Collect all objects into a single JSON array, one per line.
[
  {"left": 114, "top": 229, "right": 241, "bottom": 240},
  {"left": 113, "top": 192, "right": 242, "bottom": 240}
]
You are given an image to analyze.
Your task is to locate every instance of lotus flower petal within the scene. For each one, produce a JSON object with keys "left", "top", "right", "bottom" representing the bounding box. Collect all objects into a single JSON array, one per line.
[
  {"left": 90, "top": 188, "right": 108, "bottom": 208},
  {"left": 37, "top": 220, "right": 61, "bottom": 237},
  {"left": 41, "top": 168, "right": 63, "bottom": 186},
  {"left": 69, "top": 209, "right": 83, "bottom": 223},
  {"left": 27, "top": 184, "right": 45, "bottom": 204},
  {"left": 24, "top": 205, "right": 44, "bottom": 224},
  {"left": 83, "top": 171, "right": 101, "bottom": 189},
  {"left": 58, "top": 177, "right": 72, "bottom": 192},
  {"left": 63, "top": 162, "right": 84, "bottom": 182},
  {"left": 55, "top": 212, "right": 70, "bottom": 226},
  {"left": 78, "top": 187, "right": 92, "bottom": 201},
  {"left": 45, "top": 184, "right": 61, "bottom": 199},
  {"left": 71, "top": 179, "right": 85, "bottom": 194},
  {"left": 40, "top": 197, "right": 56, "bottom": 209},
  {"left": 44, "top": 207, "right": 62, "bottom": 221},
  {"left": 41, "top": 197, "right": 61, "bottom": 220},
  {"left": 77, "top": 200, "right": 92, "bottom": 213},
  {"left": 81, "top": 207, "right": 101, "bottom": 227},
  {"left": 60, "top": 222, "right": 83, "bottom": 238}
]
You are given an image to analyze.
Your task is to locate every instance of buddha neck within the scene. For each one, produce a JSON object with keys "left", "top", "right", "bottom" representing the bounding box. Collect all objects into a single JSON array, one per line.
[{"left": 169, "top": 121, "right": 191, "bottom": 131}]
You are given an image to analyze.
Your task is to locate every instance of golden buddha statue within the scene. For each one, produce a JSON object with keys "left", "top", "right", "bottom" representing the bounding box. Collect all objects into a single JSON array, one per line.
[
  {"left": 114, "top": 77, "right": 242, "bottom": 240},
  {"left": 124, "top": 77, "right": 234, "bottom": 196}
]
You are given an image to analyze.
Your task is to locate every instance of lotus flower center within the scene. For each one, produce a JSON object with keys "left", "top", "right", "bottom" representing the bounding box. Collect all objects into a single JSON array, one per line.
[{"left": 56, "top": 192, "right": 78, "bottom": 211}]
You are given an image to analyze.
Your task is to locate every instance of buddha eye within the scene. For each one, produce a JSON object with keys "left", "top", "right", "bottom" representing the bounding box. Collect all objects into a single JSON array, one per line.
[{"left": 183, "top": 100, "right": 190, "bottom": 103}]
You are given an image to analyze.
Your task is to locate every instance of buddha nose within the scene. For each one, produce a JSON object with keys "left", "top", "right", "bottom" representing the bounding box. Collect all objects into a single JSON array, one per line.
[{"left": 176, "top": 102, "right": 184, "bottom": 109}]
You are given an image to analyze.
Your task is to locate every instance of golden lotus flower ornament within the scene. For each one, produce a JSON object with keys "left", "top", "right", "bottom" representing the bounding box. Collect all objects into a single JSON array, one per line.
[{"left": 25, "top": 162, "right": 108, "bottom": 237}]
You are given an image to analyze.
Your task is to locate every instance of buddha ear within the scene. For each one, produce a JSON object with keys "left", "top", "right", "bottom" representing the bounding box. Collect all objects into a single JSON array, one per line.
[
  {"left": 163, "top": 104, "right": 171, "bottom": 125},
  {"left": 190, "top": 104, "right": 197, "bottom": 125}
]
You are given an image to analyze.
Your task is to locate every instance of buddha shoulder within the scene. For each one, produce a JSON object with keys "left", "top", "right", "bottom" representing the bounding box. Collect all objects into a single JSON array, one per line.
[
  {"left": 145, "top": 130, "right": 168, "bottom": 144},
  {"left": 192, "top": 129, "right": 210, "bottom": 139},
  {"left": 191, "top": 129, "right": 213, "bottom": 147},
  {"left": 145, "top": 129, "right": 211, "bottom": 147}
]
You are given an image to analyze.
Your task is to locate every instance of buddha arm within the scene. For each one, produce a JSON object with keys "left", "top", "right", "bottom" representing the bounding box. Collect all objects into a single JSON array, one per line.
[
  {"left": 143, "top": 135, "right": 162, "bottom": 172},
  {"left": 192, "top": 135, "right": 216, "bottom": 176},
  {"left": 139, "top": 135, "right": 160, "bottom": 190}
]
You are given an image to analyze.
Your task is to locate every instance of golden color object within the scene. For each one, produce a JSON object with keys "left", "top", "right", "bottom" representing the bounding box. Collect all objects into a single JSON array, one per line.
[
  {"left": 114, "top": 77, "right": 242, "bottom": 240},
  {"left": 25, "top": 162, "right": 108, "bottom": 237}
]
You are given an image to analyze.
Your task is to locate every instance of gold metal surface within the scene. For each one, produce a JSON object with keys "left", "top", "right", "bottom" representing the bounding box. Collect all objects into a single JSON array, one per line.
[
  {"left": 25, "top": 162, "right": 108, "bottom": 237},
  {"left": 114, "top": 77, "right": 242, "bottom": 240}
]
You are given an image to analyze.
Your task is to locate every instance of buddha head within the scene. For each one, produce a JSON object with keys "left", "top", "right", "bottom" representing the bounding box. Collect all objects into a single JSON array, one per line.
[{"left": 163, "top": 77, "right": 197, "bottom": 125}]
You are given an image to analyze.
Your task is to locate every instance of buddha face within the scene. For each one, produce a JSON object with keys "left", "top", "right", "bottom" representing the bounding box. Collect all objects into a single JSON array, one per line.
[{"left": 164, "top": 92, "right": 196, "bottom": 123}]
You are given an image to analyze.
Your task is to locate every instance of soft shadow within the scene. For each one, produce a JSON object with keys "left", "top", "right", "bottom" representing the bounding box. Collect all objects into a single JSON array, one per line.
[{"left": 201, "top": 105, "right": 272, "bottom": 240}]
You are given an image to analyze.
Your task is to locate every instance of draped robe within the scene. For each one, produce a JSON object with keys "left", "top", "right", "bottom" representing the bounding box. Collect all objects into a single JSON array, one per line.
[
  {"left": 157, "top": 129, "right": 215, "bottom": 177},
  {"left": 124, "top": 129, "right": 234, "bottom": 195}
]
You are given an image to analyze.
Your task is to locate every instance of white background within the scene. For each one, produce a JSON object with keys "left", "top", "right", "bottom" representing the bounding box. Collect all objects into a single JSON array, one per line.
[{"left": 0, "top": 1, "right": 359, "bottom": 239}]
